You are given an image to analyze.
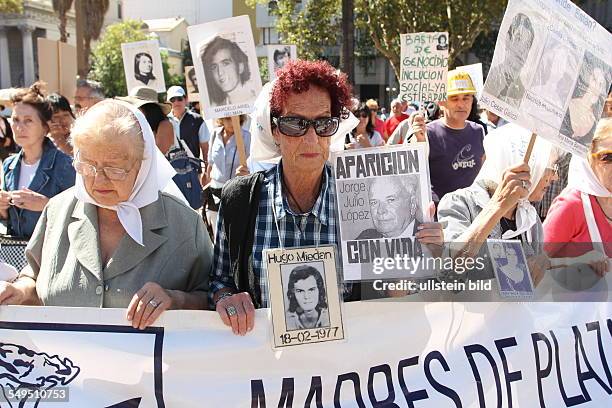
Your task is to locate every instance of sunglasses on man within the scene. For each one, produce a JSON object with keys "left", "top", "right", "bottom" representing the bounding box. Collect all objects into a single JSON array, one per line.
[
  {"left": 170, "top": 96, "right": 184, "bottom": 102},
  {"left": 272, "top": 116, "right": 340, "bottom": 137}
]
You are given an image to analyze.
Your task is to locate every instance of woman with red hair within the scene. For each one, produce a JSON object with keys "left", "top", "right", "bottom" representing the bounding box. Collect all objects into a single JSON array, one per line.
[{"left": 209, "top": 60, "right": 444, "bottom": 335}]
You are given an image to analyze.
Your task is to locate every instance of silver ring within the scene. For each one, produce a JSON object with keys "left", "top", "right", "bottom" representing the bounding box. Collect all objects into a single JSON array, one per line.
[
  {"left": 226, "top": 305, "right": 237, "bottom": 317},
  {"left": 149, "top": 299, "right": 159, "bottom": 308}
]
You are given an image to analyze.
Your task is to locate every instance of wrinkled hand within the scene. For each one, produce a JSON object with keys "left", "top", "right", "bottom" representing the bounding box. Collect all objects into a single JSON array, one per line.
[
  {"left": 0, "top": 281, "right": 25, "bottom": 305},
  {"left": 10, "top": 189, "right": 49, "bottom": 212},
  {"left": 356, "top": 133, "right": 371, "bottom": 147},
  {"left": 411, "top": 113, "right": 427, "bottom": 142},
  {"left": 527, "top": 253, "right": 550, "bottom": 287},
  {"left": 416, "top": 202, "right": 444, "bottom": 257},
  {"left": 0, "top": 190, "right": 11, "bottom": 211},
  {"left": 216, "top": 291, "right": 255, "bottom": 336},
  {"left": 235, "top": 165, "right": 250, "bottom": 177},
  {"left": 490, "top": 163, "right": 531, "bottom": 215},
  {"left": 126, "top": 282, "right": 173, "bottom": 330},
  {"left": 575, "top": 250, "right": 609, "bottom": 277}
]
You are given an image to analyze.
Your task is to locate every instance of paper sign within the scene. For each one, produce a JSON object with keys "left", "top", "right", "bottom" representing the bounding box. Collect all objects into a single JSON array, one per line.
[{"left": 121, "top": 39, "right": 166, "bottom": 94}]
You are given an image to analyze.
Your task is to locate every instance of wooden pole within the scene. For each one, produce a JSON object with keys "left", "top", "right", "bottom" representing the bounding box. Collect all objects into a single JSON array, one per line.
[
  {"left": 523, "top": 132, "right": 537, "bottom": 163},
  {"left": 231, "top": 115, "right": 247, "bottom": 167}
]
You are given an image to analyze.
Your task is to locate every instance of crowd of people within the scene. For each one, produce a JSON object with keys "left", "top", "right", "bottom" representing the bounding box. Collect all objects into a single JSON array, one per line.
[{"left": 0, "top": 58, "right": 609, "bottom": 335}]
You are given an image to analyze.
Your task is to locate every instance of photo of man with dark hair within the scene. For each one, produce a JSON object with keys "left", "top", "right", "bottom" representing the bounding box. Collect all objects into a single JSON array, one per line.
[
  {"left": 199, "top": 35, "right": 256, "bottom": 107},
  {"left": 284, "top": 264, "right": 330, "bottom": 331},
  {"left": 484, "top": 12, "right": 535, "bottom": 108},
  {"left": 187, "top": 66, "right": 199, "bottom": 94}
]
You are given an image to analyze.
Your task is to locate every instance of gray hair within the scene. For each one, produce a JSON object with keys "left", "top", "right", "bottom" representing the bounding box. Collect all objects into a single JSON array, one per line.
[
  {"left": 71, "top": 100, "right": 144, "bottom": 161},
  {"left": 76, "top": 79, "right": 105, "bottom": 100},
  {"left": 390, "top": 98, "right": 402, "bottom": 108}
]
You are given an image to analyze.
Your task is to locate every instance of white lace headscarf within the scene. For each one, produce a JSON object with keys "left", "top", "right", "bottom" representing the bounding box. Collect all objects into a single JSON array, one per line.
[{"left": 72, "top": 100, "right": 178, "bottom": 246}]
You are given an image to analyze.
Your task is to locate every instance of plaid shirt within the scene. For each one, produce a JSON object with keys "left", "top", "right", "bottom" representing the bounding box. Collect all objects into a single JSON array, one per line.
[{"left": 210, "top": 162, "right": 347, "bottom": 307}]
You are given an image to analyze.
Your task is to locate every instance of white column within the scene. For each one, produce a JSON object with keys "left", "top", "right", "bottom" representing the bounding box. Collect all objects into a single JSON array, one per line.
[
  {"left": 20, "top": 24, "right": 35, "bottom": 86},
  {"left": 0, "top": 27, "right": 11, "bottom": 88}
]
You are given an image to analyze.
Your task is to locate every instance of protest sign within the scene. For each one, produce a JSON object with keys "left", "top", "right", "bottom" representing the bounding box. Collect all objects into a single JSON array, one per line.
[
  {"left": 184, "top": 65, "right": 199, "bottom": 99},
  {"left": 457, "top": 63, "right": 484, "bottom": 99},
  {"left": 37, "top": 39, "right": 77, "bottom": 104},
  {"left": 187, "top": 15, "right": 262, "bottom": 120},
  {"left": 399, "top": 32, "right": 449, "bottom": 103},
  {"left": 267, "top": 44, "right": 297, "bottom": 81},
  {"left": 487, "top": 239, "right": 535, "bottom": 298},
  {"left": 121, "top": 39, "right": 166, "bottom": 94},
  {"left": 1, "top": 300, "right": 610, "bottom": 407},
  {"left": 481, "top": 0, "right": 612, "bottom": 156},
  {"left": 265, "top": 245, "right": 345, "bottom": 348},
  {"left": 332, "top": 144, "right": 432, "bottom": 281}
]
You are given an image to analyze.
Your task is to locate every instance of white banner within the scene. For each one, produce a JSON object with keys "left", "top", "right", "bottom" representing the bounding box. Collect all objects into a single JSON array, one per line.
[
  {"left": 481, "top": 0, "right": 612, "bottom": 156},
  {"left": 1, "top": 301, "right": 610, "bottom": 407}
]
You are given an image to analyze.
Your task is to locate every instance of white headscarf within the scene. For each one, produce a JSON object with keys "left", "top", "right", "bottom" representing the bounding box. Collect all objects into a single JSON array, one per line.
[
  {"left": 249, "top": 81, "right": 359, "bottom": 163},
  {"left": 74, "top": 100, "right": 178, "bottom": 246},
  {"left": 475, "top": 123, "right": 556, "bottom": 240},
  {"left": 567, "top": 156, "right": 611, "bottom": 198}
]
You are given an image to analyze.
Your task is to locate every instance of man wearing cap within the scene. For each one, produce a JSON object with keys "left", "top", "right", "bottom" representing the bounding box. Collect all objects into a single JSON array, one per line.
[
  {"left": 425, "top": 70, "right": 485, "bottom": 202},
  {"left": 167, "top": 86, "right": 210, "bottom": 169}
]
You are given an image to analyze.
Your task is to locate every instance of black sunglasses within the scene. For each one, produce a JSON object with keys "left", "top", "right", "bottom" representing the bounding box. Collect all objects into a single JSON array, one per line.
[
  {"left": 170, "top": 96, "right": 184, "bottom": 102},
  {"left": 272, "top": 116, "right": 340, "bottom": 137}
]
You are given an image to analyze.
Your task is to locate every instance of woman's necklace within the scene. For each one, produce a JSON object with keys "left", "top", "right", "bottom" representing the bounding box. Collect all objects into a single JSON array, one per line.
[{"left": 283, "top": 178, "right": 306, "bottom": 213}]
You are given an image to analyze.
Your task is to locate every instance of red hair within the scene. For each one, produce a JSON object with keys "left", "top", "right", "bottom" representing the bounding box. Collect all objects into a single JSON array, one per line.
[{"left": 270, "top": 59, "right": 352, "bottom": 120}]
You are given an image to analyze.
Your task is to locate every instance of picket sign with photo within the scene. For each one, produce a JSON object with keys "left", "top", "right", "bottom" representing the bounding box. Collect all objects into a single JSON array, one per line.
[
  {"left": 264, "top": 245, "right": 345, "bottom": 349},
  {"left": 120, "top": 39, "right": 166, "bottom": 94},
  {"left": 187, "top": 15, "right": 262, "bottom": 167},
  {"left": 332, "top": 143, "right": 432, "bottom": 281},
  {"left": 487, "top": 239, "right": 535, "bottom": 298},
  {"left": 399, "top": 32, "right": 449, "bottom": 103},
  {"left": 480, "top": 0, "right": 612, "bottom": 157},
  {"left": 184, "top": 65, "right": 199, "bottom": 100},
  {"left": 267, "top": 44, "right": 297, "bottom": 81}
]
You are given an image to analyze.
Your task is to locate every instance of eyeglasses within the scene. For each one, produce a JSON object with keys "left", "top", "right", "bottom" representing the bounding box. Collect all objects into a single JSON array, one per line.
[
  {"left": 73, "top": 152, "right": 136, "bottom": 181},
  {"left": 592, "top": 150, "right": 612, "bottom": 164},
  {"left": 170, "top": 96, "right": 184, "bottom": 102},
  {"left": 354, "top": 112, "right": 369, "bottom": 119},
  {"left": 272, "top": 116, "right": 340, "bottom": 137}
]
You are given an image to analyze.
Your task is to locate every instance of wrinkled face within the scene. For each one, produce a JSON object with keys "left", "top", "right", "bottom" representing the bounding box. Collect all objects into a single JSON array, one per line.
[
  {"left": 273, "top": 85, "right": 332, "bottom": 174},
  {"left": 590, "top": 136, "right": 612, "bottom": 192},
  {"left": 293, "top": 275, "right": 319, "bottom": 312},
  {"left": 445, "top": 94, "right": 473, "bottom": 124},
  {"left": 76, "top": 138, "right": 141, "bottom": 207},
  {"left": 210, "top": 48, "right": 241, "bottom": 93},
  {"left": 74, "top": 87, "right": 99, "bottom": 113},
  {"left": 11, "top": 103, "right": 47, "bottom": 149},
  {"left": 369, "top": 180, "right": 414, "bottom": 237},
  {"left": 529, "top": 167, "right": 559, "bottom": 202},
  {"left": 138, "top": 55, "right": 153, "bottom": 75},
  {"left": 48, "top": 110, "right": 74, "bottom": 138}
]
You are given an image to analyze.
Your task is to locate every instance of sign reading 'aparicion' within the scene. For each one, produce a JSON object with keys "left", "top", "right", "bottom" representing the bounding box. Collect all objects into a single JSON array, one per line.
[{"left": 335, "top": 149, "right": 420, "bottom": 179}]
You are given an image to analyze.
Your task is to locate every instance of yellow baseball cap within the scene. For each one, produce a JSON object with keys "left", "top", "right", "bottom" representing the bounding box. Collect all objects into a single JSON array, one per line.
[{"left": 447, "top": 70, "right": 476, "bottom": 97}]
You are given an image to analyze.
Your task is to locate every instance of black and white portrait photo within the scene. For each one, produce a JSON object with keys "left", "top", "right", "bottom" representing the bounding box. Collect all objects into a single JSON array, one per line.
[
  {"left": 355, "top": 175, "right": 422, "bottom": 240},
  {"left": 436, "top": 34, "right": 448, "bottom": 51},
  {"left": 531, "top": 37, "right": 578, "bottom": 107},
  {"left": 484, "top": 12, "right": 535, "bottom": 109},
  {"left": 187, "top": 16, "right": 262, "bottom": 119},
  {"left": 184, "top": 66, "right": 199, "bottom": 97},
  {"left": 488, "top": 240, "right": 534, "bottom": 297},
  {"left": 121, "top": 40, "right": 166, "bottom": 94},
  {"left": 267, "top": 45, "right": 297, "bottom": 81},
  {"left": 282, "top": 263, "right": 331, "bottom": 331},
  {"left": 559, "top": 52, "right": 612, "bottom": 145}
]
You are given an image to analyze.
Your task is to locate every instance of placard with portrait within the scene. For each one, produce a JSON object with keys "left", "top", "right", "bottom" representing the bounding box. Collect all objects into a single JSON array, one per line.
[
  {"left": 267, "top": 44, "right": 297, "bottom": 81},
  {"left": 121, "top": 40, "right": 166, "bottom": 94}
]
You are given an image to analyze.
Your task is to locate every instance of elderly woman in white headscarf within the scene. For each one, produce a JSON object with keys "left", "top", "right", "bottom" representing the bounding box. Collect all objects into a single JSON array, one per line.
[
  {"left": 544, "top": 118, "right": 611, "bottom": 276},
  {"left": 0, "top": 100, "right": 212, "bottom": 329},
  {"left": 438, "top": 123, "right": 560, "bottom": 285}
]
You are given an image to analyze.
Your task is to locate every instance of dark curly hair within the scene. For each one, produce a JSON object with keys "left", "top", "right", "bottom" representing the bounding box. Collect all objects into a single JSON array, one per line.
[
  {"left": 286, "top": 265, "right": 327, "bottom": 314},
  {"left": 134, "top": 52, "right": 156, "bottom": 84},
  {"left": 11, "top": 82, "right": 53, "bottom": 125},
  {"left": 270, "top": 59, "right": 352, "bottom": 123}
]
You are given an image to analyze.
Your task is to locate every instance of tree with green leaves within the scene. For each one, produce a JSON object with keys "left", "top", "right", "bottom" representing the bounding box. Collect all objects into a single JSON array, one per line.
[
  {"left": 90, "top": 20, "right": 182, "bottom": 98},
  {"left": 0, "top": 0, "right": 22, "bottom": 14}
]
